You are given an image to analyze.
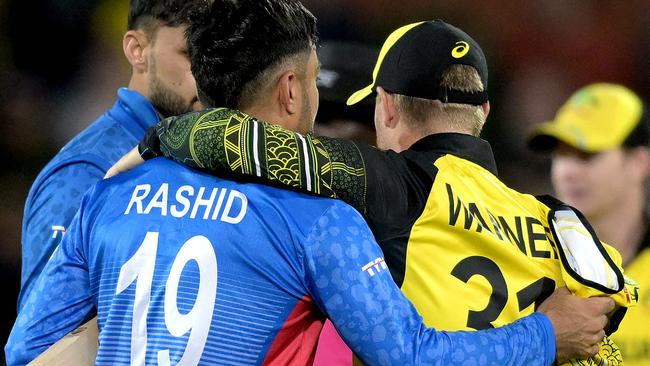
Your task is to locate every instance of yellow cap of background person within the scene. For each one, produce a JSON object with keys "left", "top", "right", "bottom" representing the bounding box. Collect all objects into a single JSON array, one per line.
[
  {"left": 347, "top": 20, "right": 488, "bottom": 106},
  {"left": 528, "top": 83, "right": 648, "bottom": 153}
]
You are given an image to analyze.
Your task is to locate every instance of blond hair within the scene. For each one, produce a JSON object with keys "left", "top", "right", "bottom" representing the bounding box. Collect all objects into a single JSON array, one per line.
[{"left": 393, "top": 65, "right": 486, "bottom": 136}]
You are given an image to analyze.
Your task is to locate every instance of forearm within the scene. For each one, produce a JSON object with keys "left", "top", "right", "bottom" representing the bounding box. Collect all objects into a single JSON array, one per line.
[
  {"left": 327, "top": 282, "right": 555, "bottom": 365},
  {"left": 139, "top": 108, "right": 368, "bottom": 213},
  {"left": 8, "top": 204, "right": 95, "bottom": 365},
  {"left": 420, "top": 313, "right": 555, "bottom": 366},
  {"left": 7, "top": 249, "right": 94, "bottom": 365}
]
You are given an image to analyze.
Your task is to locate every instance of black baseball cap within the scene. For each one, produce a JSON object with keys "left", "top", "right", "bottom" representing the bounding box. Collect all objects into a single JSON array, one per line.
[{"left": 347, "top": 20, "right": 488, "bottom": 106}]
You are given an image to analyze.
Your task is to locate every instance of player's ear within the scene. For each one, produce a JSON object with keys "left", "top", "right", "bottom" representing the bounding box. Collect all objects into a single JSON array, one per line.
[
  {"left": 482, "top": 101, "right": 491, "bottom": 119},
  {"left": 629, "top": 146, "right": 650, "bottom": 181},
  {"left": 123, "top": 30, "right": 150, "bottom": 74},
  {"left": 277, "top": 70, "right": 300, "bottom": 116},
  {"left": 377, "top": 87, "right": 398, "bottom": 129}
]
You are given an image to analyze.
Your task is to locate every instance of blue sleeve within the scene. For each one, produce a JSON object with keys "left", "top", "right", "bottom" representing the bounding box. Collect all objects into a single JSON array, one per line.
[
  {"left": 302, "top": 202, "right": 556, "bottom": 366},
  {"left": 19, "top": 158, "right": 106, "bottom": 310},
  {"left": 7, "top": 191, "right": 96, "bottom": 366}
]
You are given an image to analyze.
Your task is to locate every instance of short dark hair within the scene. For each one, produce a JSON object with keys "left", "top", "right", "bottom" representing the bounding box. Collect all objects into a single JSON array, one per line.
[
  {"left": 128, "top": 0, "right": 208, "bottom": 34},
  {"left": 188, "top": 0, "right": 318, "bottom": 108}
]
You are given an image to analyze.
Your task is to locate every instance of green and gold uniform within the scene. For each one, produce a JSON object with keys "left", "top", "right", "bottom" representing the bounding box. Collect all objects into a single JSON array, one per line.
[
  {"left": 141, "top": 108, "right": 639, "bottom": 365},
  {"left": 613, "top": 230, "right": 650, "bottom": 366}
]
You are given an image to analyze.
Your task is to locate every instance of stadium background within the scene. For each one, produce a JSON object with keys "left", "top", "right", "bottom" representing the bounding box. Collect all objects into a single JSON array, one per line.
[{"left": 0, "top": 1, "right": 649, "bottom": 363}]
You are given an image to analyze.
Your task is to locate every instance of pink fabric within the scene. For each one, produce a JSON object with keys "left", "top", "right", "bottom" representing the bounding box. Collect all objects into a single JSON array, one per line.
[
  {"left": 261, "top": 295, "right": 324, "bottom": 365},
  {"left": 313, "top": 320, "right": 352, "bottom": 366}
]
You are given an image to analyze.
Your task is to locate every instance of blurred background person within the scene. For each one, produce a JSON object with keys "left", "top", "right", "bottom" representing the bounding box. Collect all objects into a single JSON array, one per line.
[
  {"left": 313, "top": 41, "right": 378, "bottom": 145},
  {"left": 528, "top": 83, "right": 650, "bottom": 366}
]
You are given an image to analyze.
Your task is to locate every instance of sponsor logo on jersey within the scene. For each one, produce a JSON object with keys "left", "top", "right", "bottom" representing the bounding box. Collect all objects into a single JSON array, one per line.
[
  {"left": 362, "top": 257, "right": 388, "bottom": 277},
  {"left": 51, "top": 225, "right": 66, "bottom": 239}
]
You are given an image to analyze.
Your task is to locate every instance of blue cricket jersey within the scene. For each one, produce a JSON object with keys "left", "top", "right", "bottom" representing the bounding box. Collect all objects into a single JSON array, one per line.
[
  {"left": 7, "top": 158, "right": 556, "bottom": 365},
  {"left": 18, "top": 88, "right": 160, "bottom": 310}
]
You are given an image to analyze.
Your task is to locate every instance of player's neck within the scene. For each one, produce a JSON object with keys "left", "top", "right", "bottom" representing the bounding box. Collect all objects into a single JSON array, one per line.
[
  {"left": 127, "top": 74, "right": 149, "bottom": 99},
  {"left": 589, "top": 191, "right": 647, "bottom": 267},
  {"left": 241, "top": 99, "right": 297, "bottom": 132},
  {"left": 424, "top": 118, "right": 476, "bottom": 138},
  {"left": 395, "top": 130, "right": 422, "bottom": 152}
]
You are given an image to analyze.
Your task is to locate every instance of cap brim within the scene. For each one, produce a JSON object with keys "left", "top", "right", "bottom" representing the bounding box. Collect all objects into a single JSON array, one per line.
[
  {"left": 528, "top": 133, "right": 559, "bottom": 153},
  {"left": 346, "top": 84, "right": 374, "bottom": 106},
  {"left": 528, "top": 123, "right": 593, "bottom": 153}
]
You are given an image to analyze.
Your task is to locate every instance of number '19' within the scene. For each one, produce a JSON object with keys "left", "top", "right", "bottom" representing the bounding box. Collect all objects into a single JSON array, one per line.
[{"left": 115, "top": 232, "right": 217, "bottom": 365}]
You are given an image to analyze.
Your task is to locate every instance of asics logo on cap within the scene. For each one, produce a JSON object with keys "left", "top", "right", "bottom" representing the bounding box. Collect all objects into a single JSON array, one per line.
[{"left": 452, "top": 41, "right": 470, "bottom": 58}]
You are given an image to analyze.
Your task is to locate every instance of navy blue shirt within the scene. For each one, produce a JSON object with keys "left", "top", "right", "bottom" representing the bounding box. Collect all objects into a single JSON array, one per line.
[{"left": 18, "top": 88, "right": 160, "bottom": 309}]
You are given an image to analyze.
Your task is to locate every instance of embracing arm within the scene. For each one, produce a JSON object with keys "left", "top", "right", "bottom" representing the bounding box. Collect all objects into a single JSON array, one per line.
[
  {"left": 109, "top": 108, "right": 413, "bottom": 220},
  {"left": 135, "top": 108, "right": 370, "bottom": 213}
]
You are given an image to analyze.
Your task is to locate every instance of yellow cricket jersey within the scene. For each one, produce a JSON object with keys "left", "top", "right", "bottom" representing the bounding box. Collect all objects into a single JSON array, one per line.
[
  {"left": 400, "top": 153, "right": 634, "bottom": 331},
  {"left": 401, "top": 153, "right": 564, "bottom": 330},
  {"left": 613, "top": 242, "right": 650, "bottom": 366},
  {"left": 151, "top": 109, "right": 640, "bottom": 365}
]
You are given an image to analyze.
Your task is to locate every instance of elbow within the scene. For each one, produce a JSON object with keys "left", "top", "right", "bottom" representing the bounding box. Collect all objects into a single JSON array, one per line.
[
  {"left": 5, "top": 339, "right": 27, "bottom": 366},
  {"left": 5, "top": 330, "right": 39, "bottom": 366}
]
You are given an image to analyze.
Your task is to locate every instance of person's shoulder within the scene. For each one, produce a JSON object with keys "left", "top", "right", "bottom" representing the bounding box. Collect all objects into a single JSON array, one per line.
[
  {"left": 295, "top": 196, "right": 367, "bottom": 236},
  {"left": 24, "top": 115, "right": 124, "bottom": 208},
  {"left": 61, "top": 113, "right": 135, "bottom": 158},
  {"left": 256, "top": 179, "right": 354, "bottom": 211},
  {"left": 235, "top": 177, "right": 366, "bottom": 232},
  {"left": 625, "top": 241, "right": 650, "bottom": 295},
  {"left": 77, "top": 158, "right": 178, "bottom": 216},
  {"left": 98, "top": 157, "right": 237, "bottom": 199},
  {"left": 315, "top": 198, "right": 367, "bottom": 226},
  {"left": 99, "top": 157, "right": 177, "bottom": 187},
  {"left": 629, "top": 233, "right": 650, "bottom": 269}
]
